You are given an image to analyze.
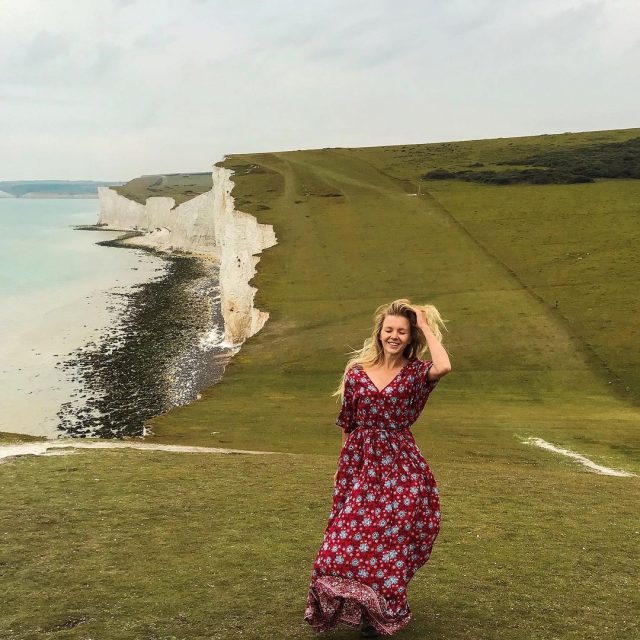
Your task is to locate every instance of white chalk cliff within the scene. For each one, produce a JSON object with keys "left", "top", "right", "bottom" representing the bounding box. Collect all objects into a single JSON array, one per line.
[{"left": 97, "top": 165, "right": 277, "bottom": 346}]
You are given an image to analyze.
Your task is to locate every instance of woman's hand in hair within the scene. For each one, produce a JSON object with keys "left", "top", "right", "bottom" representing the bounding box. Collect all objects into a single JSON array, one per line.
[
  {"left": 409, "top": 305, "right": 428, "bottom": 328},
  {"left": 410, "top": 304, "right": 452, "bottom": 378}
]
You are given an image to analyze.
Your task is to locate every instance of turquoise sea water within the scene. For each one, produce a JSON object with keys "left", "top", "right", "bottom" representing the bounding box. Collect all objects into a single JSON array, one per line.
[
  {"left": 0, "top": 198, "right": 131, "bottom": 297},
  {"left": 0, "top": 198, "right": 168, "bottom": 438}
]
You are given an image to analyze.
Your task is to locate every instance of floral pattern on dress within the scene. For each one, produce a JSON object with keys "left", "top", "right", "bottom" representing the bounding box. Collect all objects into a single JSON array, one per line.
[{"left": 304, "top": 358, "right": 441, "bottom": 636}]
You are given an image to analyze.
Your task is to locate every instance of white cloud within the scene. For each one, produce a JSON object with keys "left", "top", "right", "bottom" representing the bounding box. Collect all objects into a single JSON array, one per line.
[{"left": 0, "top": 0, "right": 638, "bottom": 179}]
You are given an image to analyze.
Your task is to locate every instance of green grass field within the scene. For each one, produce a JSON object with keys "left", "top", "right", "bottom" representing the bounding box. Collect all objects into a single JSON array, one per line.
[
  {"left": 113, "top": 173, "right": 213, "bottom": 207},
  {"left": 1, "top": 127, "right": 639, "bottom": 639}
]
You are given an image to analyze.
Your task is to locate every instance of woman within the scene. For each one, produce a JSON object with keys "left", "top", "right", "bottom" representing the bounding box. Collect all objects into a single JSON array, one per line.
[{"left": 304, "top": 299, "right": 451, "bottom": 637}]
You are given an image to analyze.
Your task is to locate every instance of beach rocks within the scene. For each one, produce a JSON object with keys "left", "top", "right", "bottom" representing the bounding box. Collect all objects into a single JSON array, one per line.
[{"left": 56, "top": 256, "right": 232, "bottom": 439}]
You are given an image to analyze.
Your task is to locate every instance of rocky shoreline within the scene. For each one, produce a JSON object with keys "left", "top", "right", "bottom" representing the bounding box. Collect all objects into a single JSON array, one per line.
[{"left": 56, "top": 244, "right": 236, "bottom": 439}]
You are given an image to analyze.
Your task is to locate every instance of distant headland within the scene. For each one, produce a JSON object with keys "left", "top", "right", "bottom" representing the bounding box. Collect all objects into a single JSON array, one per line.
[{"left": 0, "top": 180, "right": 124, "bottom": 199}]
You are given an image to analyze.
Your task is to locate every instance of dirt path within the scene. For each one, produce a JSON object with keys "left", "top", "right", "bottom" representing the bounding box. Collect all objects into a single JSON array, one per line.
[
  {"left": 0, "top": 440, "right": 281, "bottom": 463},
  {"left": 522, "top": 436, "right": 636, "bottom": 477}
]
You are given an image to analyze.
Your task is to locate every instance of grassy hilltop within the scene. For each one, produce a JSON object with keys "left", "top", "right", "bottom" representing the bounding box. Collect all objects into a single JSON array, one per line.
[
  {"left": 112, "top": 172, "right": 213, "bottom": 206},
  {"left": 152, "top": 127, "right": 640, "bottom": 459},
  {"left": 1, "top": 128, "right": 639, "bottom": 639}
]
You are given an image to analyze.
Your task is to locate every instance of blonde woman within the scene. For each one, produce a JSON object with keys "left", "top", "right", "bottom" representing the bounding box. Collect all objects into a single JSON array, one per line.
[{"left": 304, "top": 299, "right": 452, "bottom": 637}]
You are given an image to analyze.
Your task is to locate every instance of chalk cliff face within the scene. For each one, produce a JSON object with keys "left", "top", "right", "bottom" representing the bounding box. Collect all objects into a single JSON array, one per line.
[{"left": 97, "top": 166, "right": 277, "bottom": 346}]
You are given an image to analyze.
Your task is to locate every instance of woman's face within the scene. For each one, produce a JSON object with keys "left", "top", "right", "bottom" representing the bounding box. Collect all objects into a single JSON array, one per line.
[{"left": 379, "top": 314, "right": 411, "bottom": 358}]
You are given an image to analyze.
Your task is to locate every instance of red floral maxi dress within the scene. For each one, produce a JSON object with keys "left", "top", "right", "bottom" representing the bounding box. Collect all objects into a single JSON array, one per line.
[{"left": 304, "top": 358, "right": 441, "bottom": 636}]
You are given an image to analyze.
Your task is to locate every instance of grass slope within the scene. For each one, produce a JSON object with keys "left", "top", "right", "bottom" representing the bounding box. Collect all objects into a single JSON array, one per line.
[
  {"left": 1, "top": 448, "right": 636, "bottom": 639},
  {"left": 2, "top": 128, "right": 638, "bottom": 639},
  {"left": 113, "top": 173, "right": 213, "bottom": 207}
]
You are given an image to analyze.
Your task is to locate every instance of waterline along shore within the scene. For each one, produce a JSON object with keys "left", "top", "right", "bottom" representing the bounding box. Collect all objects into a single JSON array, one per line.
[
  {"left": 0, "top": 200, "right": 167, "bottom": 439},
  {"left": 55, "top": 246, "right": 235, "bottom": 439}
]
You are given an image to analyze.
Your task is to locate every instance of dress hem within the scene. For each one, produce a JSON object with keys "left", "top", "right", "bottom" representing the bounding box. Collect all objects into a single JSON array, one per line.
[{"left": 304, "top": 575, "right": 410, "bottom": 636}]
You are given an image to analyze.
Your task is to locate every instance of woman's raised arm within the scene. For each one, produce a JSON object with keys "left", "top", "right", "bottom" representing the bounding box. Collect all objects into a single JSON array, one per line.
[{"left": 412, "top": 307, "right": 451, "bottom": 380}]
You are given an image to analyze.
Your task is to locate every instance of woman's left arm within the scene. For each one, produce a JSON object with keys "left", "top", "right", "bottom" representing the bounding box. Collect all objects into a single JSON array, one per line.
[{"left": 414, "top": 311, "right": 452, "bottom": 381}]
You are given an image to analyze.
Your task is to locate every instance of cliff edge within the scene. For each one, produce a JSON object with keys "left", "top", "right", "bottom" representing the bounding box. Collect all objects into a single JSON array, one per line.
[{"left": 97, "top": 165, "right": 277, "bottom": 346}]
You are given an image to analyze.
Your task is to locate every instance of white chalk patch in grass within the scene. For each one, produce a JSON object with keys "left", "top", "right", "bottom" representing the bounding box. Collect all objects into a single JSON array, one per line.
[
  {"left": 522, "top": 437, "right": 637, "bottom": 477},
  {"left": 0, "top": 440, "right": 279, "bottom": 464}
]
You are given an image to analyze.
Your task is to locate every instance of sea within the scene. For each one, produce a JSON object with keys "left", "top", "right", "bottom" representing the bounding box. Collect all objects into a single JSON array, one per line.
[{"left": 0, "top": 198, "right": 233, "bottom": 440}]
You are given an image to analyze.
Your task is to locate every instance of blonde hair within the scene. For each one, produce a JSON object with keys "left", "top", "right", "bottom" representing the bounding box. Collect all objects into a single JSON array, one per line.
[{"left": 334, "top": 299, "right": 447, "bottom": 399}]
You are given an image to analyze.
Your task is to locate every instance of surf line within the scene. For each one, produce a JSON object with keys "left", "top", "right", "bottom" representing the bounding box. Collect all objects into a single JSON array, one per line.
[
  {"left": 0, "top": 440, "right": 281, "bottom": 464},
  {"left": 521, "top": 436, "right": 637, "bottom": 477}
]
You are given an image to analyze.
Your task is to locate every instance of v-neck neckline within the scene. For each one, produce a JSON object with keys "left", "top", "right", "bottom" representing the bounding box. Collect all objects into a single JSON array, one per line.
[{"left": 361, "top": 359, "right": 413, "bottom": 393}]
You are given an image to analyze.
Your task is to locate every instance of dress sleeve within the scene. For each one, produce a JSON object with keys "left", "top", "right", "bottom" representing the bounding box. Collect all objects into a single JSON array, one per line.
[
  {"left": 419, "top": 359, "right": 439, "bottom": 398},
  {"left": 336, "top": 367, "right": 357, "bottom": 433}
]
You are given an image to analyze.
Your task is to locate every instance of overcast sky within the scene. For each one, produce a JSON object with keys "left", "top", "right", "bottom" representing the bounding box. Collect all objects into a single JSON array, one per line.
[{"left": 1, "top": 0, "right": 638, "bottom": 180}]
